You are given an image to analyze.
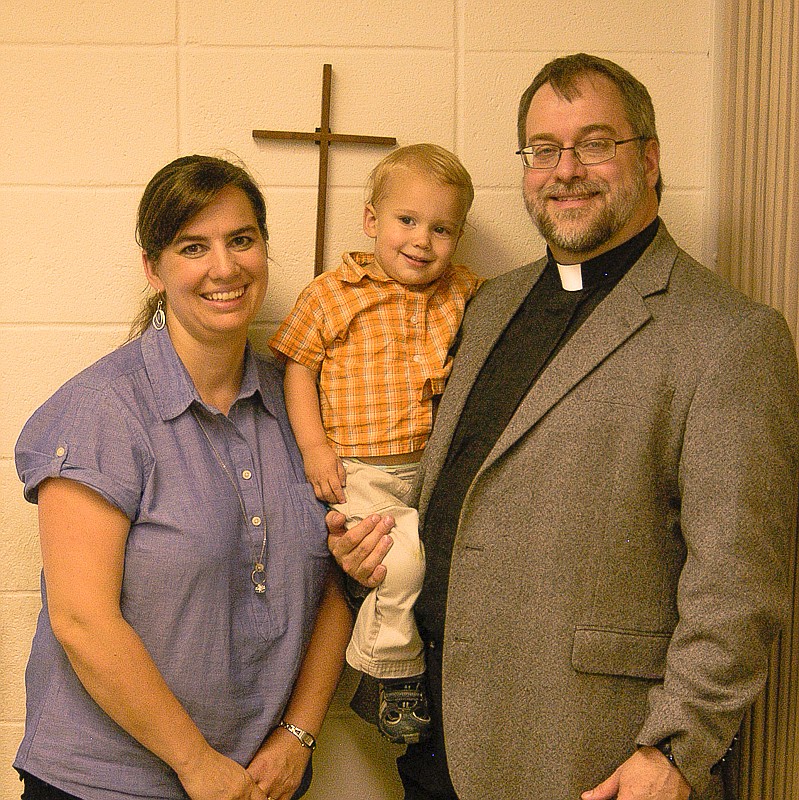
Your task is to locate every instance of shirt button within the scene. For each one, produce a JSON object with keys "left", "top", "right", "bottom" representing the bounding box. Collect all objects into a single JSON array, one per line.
[
  {"left": 413, "top": 355, "right": 422, "bottom": 363},
  {"left": 56, "top": 446, "right": 66, "bottom": 457},
  {"left": 242, "top": 470, "right": 252, "bottom": 480},
  {"left": 251, "top": 516, "right": 262, "bottom": 527},
  {"left": 410, "top": 315, "right": 418, "bottom": 324}
]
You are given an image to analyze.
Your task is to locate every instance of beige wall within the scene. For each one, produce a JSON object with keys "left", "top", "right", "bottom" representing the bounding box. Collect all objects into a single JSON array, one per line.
[{"left": 0, "top": 1, "right": 717, "bottom": 797}]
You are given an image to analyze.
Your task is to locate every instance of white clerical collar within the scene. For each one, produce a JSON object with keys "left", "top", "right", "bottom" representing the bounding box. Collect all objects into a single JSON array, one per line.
[{"left": 556, "top": 262, "right": 583, "bottom": 291}]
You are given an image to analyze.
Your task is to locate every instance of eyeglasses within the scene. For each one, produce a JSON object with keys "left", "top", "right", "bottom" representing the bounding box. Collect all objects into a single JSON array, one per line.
[{"left": 516, "top": 136, "right": 646, "bottom": 169}]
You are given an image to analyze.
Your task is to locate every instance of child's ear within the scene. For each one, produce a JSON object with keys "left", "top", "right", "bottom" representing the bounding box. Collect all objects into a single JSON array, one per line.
[{"left": 363, "top": 203, "right": 378, "bottom": 239}]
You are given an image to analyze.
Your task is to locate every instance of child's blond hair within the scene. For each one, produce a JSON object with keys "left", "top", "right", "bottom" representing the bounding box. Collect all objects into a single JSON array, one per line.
[{"left": 366, "top": 143, "right": 474, "bottom": 224}]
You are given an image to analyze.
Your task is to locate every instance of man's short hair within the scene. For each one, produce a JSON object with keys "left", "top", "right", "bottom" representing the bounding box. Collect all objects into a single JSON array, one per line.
[{"left": 518, "top": 53, "right": 663, "bottom": 200}]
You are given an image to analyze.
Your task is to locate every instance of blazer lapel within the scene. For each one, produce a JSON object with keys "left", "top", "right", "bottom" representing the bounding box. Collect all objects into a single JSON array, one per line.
[
  {"left": 440, "top": 258, "right": 548, "bottom": 423},
  {"left": 419, "top": 222, "right": 680, "bottom": 511},
  {"left": 418, "top": 257, "right": 546, "bottom": 514},
  {"left": 478, "top": 224, "right": 679, "bottom": 475}
]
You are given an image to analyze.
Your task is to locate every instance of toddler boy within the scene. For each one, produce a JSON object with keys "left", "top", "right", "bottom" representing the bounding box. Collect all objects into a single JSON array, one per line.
[{"left": 270, "top": 143, "right": 481, "bottom": 744}]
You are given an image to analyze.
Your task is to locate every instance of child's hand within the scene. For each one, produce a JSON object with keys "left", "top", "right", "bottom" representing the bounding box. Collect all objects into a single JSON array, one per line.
[{"left": 303, "top": 444, "right": 347, "bottom": 504}]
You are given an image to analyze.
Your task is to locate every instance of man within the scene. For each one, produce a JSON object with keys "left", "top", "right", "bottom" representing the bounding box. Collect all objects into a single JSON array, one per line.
[{"left": 329, "top": 53, "right": 799, "bottom": 800}]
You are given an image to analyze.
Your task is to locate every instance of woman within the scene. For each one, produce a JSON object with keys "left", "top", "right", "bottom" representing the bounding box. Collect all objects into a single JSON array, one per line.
[{"left": 14, "top": 155, "right": 352, "bottom": 800}]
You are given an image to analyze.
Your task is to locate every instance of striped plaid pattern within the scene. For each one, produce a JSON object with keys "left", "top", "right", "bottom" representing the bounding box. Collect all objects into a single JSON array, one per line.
[{"left": 270, "top": 251, "right": 482, "bottom": 457}]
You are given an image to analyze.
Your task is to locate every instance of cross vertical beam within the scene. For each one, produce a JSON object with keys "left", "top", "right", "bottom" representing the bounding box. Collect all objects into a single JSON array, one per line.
[
  {"left": 316, "top": 63, "right": 333, "bottom": 275},
  {"left": 253, "top": 64, "right": 397, "bottom": 276}
]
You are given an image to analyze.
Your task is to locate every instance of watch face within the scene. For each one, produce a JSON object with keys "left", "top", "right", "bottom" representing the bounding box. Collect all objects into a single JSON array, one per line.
[{"left": 282, "top": 721, "right": 316, "bottom": 749}]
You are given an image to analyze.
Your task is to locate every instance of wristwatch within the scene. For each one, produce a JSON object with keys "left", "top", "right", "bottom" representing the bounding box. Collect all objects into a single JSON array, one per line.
[
  {"left": 279, "top": 720, "right": 317, "bottom": 751},
  {"left": 654, "top": 738, "right": 677, "bottom": 766}
]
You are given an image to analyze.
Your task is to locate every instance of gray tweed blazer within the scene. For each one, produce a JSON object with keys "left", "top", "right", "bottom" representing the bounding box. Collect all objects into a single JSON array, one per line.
[{"left": 415, "top": 222, "right": 799, "bottom": 799}]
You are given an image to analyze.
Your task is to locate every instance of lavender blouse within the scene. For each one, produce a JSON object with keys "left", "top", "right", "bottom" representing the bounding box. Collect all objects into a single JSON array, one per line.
[{"left": 15, "top": 325, "right": 330, "bottom": 800}]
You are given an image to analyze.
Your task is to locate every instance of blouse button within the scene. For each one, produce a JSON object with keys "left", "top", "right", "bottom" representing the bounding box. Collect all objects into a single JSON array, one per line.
[
  {"left": 242, "top": 470, "right": 252, "bottom": 480},
  {"left": 251, "top": 516, "right": 262, "bottom": 527}
]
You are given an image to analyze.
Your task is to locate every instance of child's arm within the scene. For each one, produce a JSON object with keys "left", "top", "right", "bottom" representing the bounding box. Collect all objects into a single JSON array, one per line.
[{"left": 284, "top": 359, "right": 347, "bottom": 504}]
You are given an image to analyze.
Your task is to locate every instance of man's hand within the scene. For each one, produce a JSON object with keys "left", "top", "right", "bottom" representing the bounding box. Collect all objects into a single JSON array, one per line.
[
  {"left": 326, "top": 510, "right": 394, "bottom": 588},
  {"left": 581, "top": 746, "right": 691, "bottom": 800}
]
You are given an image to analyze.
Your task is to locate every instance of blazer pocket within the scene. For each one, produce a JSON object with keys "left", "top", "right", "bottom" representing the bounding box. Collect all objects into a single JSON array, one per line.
[{"left": 571, "top": 626, "right": 671, "bottom": 680}]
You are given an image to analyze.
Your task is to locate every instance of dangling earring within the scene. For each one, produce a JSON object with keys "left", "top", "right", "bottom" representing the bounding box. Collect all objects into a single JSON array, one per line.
[{"left": 152, "top": 298, "right": 166, "bottom": 330}]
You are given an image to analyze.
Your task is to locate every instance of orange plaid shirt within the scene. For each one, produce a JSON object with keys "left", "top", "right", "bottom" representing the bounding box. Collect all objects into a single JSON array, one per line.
[{"left": 270, "top": 252, "right": 482, "bottom": 457}]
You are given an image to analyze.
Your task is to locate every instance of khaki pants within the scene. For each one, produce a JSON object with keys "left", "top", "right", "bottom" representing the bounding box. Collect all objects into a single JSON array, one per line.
[{"left": 335, "top": 458, "right": 426, "bottom": 679}]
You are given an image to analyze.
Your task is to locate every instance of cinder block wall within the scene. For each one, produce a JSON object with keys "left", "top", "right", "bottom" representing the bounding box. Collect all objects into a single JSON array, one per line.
[{"left": 0, "top": 1, "right": 716, "bottom": 797}]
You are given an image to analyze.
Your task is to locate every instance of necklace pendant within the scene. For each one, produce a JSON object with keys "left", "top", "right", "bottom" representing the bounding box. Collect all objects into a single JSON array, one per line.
[{"left": 252, "top": 563, "right": 267, "bottom": 594}]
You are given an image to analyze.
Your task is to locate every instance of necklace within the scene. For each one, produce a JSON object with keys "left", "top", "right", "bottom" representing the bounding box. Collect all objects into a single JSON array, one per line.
[{"left": 191, "top": 408, "right": 268, "bottom": 594}]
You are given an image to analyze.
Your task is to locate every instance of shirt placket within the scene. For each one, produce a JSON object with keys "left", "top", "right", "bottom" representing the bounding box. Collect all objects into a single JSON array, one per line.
[
  {"left": 218, "top": 411, "right": 276, "bottom": 631},
  {"left": 408, "top": 291, "right": 429, "bottom": 440}
]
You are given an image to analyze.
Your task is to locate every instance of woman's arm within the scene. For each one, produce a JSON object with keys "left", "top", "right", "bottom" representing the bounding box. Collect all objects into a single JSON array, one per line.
[
  {"left": 284, "top": 359, "right": 347, "bottom": 503},
  {"left": 38, "top": 477, "right": 264, "bottom": 800},
  {"left": 247, "top": 569, "right": 353, "bottom": 800}
]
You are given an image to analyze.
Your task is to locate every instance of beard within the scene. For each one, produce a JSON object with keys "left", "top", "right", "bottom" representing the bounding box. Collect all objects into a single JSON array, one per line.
[{"left": 524, "top": 161, "right": 648, "bottom": 257}]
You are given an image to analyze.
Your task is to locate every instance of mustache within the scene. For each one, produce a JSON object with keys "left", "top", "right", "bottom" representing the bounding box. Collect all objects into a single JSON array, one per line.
[{"left": 542, "top": 180, "right": 605, "bottom": 199}]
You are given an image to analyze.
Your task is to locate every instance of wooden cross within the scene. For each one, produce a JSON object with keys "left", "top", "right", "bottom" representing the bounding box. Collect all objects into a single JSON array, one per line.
[{"left": 253, "top": 64, "right": 397, "bottom": 276}]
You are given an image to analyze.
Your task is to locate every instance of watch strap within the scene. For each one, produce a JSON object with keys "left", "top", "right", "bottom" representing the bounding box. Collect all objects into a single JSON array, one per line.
[
  {"left": 279, "top": 720, "right": 317, "bottom": 751},
  {"left": 654, "top": 738, "right": 677, "bottom": 766}
]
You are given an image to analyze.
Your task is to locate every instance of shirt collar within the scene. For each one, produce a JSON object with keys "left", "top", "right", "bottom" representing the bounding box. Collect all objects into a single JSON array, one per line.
[
  {"left": 339, "top": 251, "right": 384, "bottom": 284},
  {"left": 141, "top": 325, "right": 275, "bottom": 420},
  {"left": 339, "top": 251, "right": 452, "bottom": 297},
  {"left": 556, "top": 262, "right": 583, "bottom": 291}
]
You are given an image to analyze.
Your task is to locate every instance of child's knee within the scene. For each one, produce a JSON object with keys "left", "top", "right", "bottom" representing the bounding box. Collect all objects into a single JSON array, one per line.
[{"left": 382, "top": 537, "right": 425, "bottom": 590}]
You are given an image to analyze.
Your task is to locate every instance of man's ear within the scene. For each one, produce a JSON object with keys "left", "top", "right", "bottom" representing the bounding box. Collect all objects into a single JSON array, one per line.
[
  {"left": 643, "top": 138, "right": 661, "bottom": 191},
  {"left": 142, "top": 251, "right": 164, "bottom": 293},
  {"left": 363, "top": 203, "right": 378, "bottom": 239}
]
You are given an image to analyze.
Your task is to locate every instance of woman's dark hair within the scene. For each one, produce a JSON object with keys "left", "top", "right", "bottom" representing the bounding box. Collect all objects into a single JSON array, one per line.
[{"left": 128, "top": 155, "right": 268, "bottom": 339}]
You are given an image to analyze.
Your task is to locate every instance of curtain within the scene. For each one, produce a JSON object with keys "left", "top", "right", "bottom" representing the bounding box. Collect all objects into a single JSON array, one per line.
[{"left": 717, "top": 1, "right": 799, "bottom": 797}]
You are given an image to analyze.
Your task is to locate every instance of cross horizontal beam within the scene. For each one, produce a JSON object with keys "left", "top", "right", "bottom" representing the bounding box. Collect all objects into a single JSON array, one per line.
[
  {"left": 253, "top": 64, "right": 397, "bottom": 275},
  {"left": 253, "top": 130, "right": 396, "bottom": 146}
]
